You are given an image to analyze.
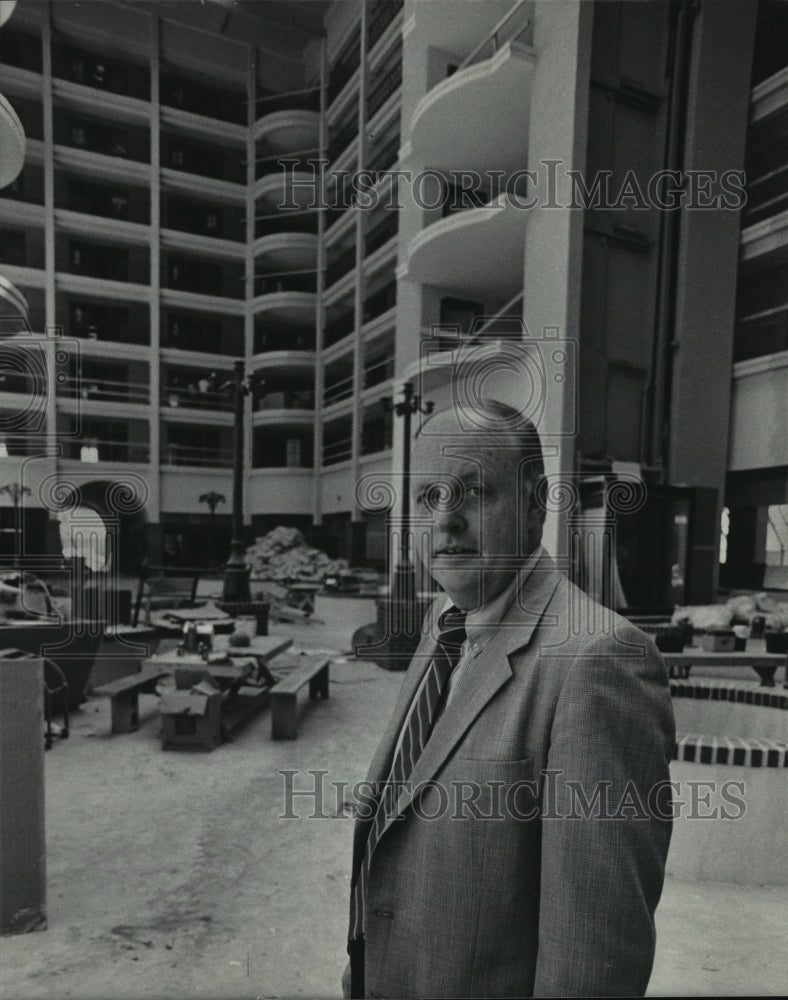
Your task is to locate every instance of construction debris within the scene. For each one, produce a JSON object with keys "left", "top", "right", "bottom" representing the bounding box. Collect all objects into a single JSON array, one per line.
[{"left": 245, "top": 526, "right": 348, "bottom": 584}]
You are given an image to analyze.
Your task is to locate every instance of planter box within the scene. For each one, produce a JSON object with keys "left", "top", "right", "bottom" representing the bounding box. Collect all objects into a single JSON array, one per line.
[{"left": 699, "top": 632, "right": 736, "bottom": 653}]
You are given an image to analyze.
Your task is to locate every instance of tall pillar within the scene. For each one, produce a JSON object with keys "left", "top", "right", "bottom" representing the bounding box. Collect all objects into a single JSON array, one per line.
[{"left": 0, "top": 657, "right": 46, "bottom": 935}]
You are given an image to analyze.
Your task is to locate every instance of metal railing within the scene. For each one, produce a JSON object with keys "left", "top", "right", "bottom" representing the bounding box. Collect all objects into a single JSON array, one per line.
[
  {"left": 161, "top": 387, "right": 233, "bottom": 411},
  {"left": 363, "top": 283, "right": 396, "bottom": 323},
  {"left": 368, "top": 0, "right": 403, "bottom": 49},
  {"left": 455, "top": 0, "right": 533, "bottom": 74},
  {"left": 254, "top": 270, "right": 318, "bottom": 296},
  {"left": 324, "top": 312, "right": 356, "bottom": 348},
  {"left": 60, "top": 375, "right": 150, "bottom": 405},
  {"left": 363, "top": 356, "right": 395, "bottom": 389},
  {"left": 324, "top": 374, "right": 355, "bottom": 407},
  {"left": 326, "top": 246, "right": 357, "bottom": 287},
  {"left": 254, "top": 85, "right": 322, "bottom": 114},
  {"left": 253, "top": 330, "right": 315, "bottom": 354},
  {"left": 365, "top": 213, "right": 399, "bottom": 257},
  {"left": 367, "top": 63, "right": 402, "bottom": 119},
  {"left": 162, "top": 443, "right": 232, "bottom": 468},
  {"left": 322, "top": 436, "right": 353, "bottom": 465},
  {"left": 257, "top": 390, "right": 315, "bottom": 411},
  {"left": 63, "top": 439, "right": 149, "bottom": 463}
]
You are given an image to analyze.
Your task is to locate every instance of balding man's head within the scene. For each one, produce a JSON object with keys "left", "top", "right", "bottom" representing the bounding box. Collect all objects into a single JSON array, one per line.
[{"left": 410, "top": 400, "right": 546, "bottom": 610}]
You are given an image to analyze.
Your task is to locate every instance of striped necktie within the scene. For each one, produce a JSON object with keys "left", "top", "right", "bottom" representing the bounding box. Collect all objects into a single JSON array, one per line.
[{"left": 350, "top": 606, "right": 467, "bottom": 941}]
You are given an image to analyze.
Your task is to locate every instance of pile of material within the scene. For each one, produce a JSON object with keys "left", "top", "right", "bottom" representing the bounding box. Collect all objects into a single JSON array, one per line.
[
  {"left": 245, "top": 526, "right": 348, "bottom": 583},
  {"left": 672, "top": 592, "right": 788, "bottom": 632}
]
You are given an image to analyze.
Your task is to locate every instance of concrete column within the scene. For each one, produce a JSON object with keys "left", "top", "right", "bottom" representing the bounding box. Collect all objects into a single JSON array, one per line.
[{"left": 0, "top": 657, "right": 46, "bottom": 935}]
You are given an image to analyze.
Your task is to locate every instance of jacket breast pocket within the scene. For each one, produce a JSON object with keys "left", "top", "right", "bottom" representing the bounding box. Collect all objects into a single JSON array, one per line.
[{"left": 434, "top": 756, "right": 537, "bottom": 823}]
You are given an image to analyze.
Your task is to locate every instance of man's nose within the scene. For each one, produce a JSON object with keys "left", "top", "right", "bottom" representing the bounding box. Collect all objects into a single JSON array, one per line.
[{"left": 432, "top": 504, "right": 468, "bottom": 534}]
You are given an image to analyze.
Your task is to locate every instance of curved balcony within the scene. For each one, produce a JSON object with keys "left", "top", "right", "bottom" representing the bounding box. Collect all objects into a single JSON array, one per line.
[
  {"left": 404, "top": 194, "right": 526, "bottom": 296},
  {"left": 254, "top": 109, "right": 320, "bottom": 152},
  {"left": 253, "top": 391, "right": 315, "bottom": 427},
  {"left": 255, "top": 169, "right": 318, "bottom": 211},
  {"left": 250, "top": 350, "right": 316, "bottom": 375},
  {"left": 251, "top": 289, "right": 317, "bottom": 325},
  {"left": 408, "top": 41, "right": 536, "bottom": 174},
  {"left": 0, "top": 274, "right": 29, "bottom": 328},
  {"left": 405, "top": 0, "right": 516, "bottom": 56},
  {"left": 253, "top": 231, "right": 318, "bottom": 270},
  {"left": 0, "top": 92, "right": 25, "bottom": 188}
]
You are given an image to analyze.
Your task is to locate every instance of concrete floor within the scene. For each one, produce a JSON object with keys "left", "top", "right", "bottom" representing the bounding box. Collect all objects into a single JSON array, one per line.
[{"left": 2, "top": 596, "right": 786, "bottom": 999}]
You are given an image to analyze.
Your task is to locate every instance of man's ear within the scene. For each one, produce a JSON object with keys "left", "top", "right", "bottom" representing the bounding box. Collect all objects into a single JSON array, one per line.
[{"left": 522, "top": 475, "right": 546, "bottom": 554}]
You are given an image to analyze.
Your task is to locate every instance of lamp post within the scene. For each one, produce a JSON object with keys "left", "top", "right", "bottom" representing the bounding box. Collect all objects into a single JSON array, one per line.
[
  {"left": 198, "top": 490, "right": 226, "bottom": 568},
  {"left": 382, "top": 381, "right": 434, "bottom": 606},
  {"left": 222, "top": 360, "right": 252, "bottom": 602},
  {"left": 219, "top": 362, "right": 268, "bottom": 603}
]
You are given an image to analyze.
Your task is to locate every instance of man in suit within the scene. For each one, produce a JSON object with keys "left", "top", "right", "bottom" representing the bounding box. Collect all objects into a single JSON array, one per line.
[{"left": 345, "top": 400, "right": 675, "bottom": 998}]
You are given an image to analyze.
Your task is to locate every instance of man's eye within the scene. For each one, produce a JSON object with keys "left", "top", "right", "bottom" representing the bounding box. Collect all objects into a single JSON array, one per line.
[{"left": 466, "top": 485, "right": 483, "bottom": 498}]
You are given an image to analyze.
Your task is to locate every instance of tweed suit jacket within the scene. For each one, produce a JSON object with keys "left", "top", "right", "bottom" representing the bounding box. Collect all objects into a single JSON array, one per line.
[{"left": 347, "top": 552, "right": 675, "bottom": 998}]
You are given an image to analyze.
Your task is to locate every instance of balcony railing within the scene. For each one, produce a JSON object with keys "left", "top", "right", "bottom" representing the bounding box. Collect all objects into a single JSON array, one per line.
[
  {"left": 453, "top": 0, "right": 533, "bottom": 75},
  {"left": 254, "top": 270, "right": 318, "bottom": 296},
  {"left": 743, "top": 161, "right": 788, "bottom": 224},
  {"left": 66, "top": 119, "right": 143, "bottom": 161},
  {"left": 161, "top": 387, "right": 233, "bottom": 411},
  {"left": 326, "top": 246, "right": 356, "bottom": 287},
  {"left": 368, "top": 132, "right": 400, "bottom": 175},
  {"left": 328, "top": 28, "right": 361, "bottom": 103},
  {"left": 161, "top": 71, "right": 245, "bottom": 125},
  {"left": 361, "top": 422, "right": 393, "bottom": 456},
  {"left": 255, "top": 86, "right": 321, "bottom": 115},
  {"left": 60, "top": 375, "right": 150, "bottom": 405},
  {"left": 255, "top": 209, "right": 319, "bottom": 239},
  {"left": 365, "top": 213, "right": 398, "bottom": 257},
  {"left": 325, "top": 312, "right": 355, "bottom": 348},
  {"left": 329, "top": 119, "right": 358, "bottom": 163},
  {"left": 363, "top": 283, "right": 396, "bottom": 323},
  {"left": 368, "top": 0, "right": 403, "bottom": 49},
  {"left": 163, "top": 443, "right": 232, "bottom": 468},
  {"left": 367, "top": 63, "right": 402, "bottom": 119},
  {"left": 257, "top": 390, "right": 315, "bottom": 410},
  {"left": 63, "top": 439, "right": 149, "bottom": 463},
  {"left": 322, "top": 435, "right": 353, "bottom": 465},
  {"left": 254, "top": 329, "right": 315, "bottom": 353},
  {"left": 53, "top": 44, "right": 150, "bottom": 101},
  {"left": 364, "top": 356, "right": 394, "bottom": 389},
  {"left": 324, "top": 373, "right": 354, "bottom": 406},
  {"left": 255, "top": 149, "right": 319, "bottom": 181}
]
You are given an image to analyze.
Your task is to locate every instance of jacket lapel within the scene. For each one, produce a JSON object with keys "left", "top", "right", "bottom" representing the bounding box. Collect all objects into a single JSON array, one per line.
[{"left": 380, "top": 553, "right": 563, "bottom": 835}]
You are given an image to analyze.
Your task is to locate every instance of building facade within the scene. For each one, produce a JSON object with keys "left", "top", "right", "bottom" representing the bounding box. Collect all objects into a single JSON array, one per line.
[{"left": 0, "top": 0, "right": 785, "bottom": 607}]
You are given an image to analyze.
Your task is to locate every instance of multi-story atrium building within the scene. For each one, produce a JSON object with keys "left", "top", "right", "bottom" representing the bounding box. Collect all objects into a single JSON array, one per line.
[{"left": 0, "top": 0, "right": 786, "bottom": 607}]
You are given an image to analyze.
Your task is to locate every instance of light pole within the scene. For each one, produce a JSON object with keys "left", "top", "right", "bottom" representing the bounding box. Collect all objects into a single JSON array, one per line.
[
  {"left": 220, "top": 362, "right": 267, "bottom": 603},
  {"left": 382, "top": 381, "right": 434, "bottom": 605},
  {"left": 198, "top": 490, "right": 226, "bottom": 568},
  {"left": 222, "top": 360, "right": 252, "bottom": 602}
]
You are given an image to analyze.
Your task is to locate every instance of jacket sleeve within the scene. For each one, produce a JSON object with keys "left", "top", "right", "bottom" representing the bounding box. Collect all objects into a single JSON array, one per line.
[{"left": 532, "top": 631, "right": 675, "bottom": 997}]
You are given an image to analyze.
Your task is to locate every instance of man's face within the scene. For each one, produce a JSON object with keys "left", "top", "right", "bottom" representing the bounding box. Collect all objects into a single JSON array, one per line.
[{"left": 410, "top": 417, "right": 533, "bottom": 611}]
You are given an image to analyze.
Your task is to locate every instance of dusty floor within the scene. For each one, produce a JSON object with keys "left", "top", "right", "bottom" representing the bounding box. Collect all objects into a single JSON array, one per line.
[{"left": 1, "top": 596, "right": 786, "bottom": 999}]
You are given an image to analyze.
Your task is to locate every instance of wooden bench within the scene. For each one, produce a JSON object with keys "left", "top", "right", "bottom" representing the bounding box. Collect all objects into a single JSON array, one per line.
[
  {"left": 270, "top": 654, "right": 330, "bottom": 740},
  {"left": 132, "top": 562, "right": 202, "bottom": 627},
  {"left": 93, "top": 667, "right": 171, "bottom": 733}
]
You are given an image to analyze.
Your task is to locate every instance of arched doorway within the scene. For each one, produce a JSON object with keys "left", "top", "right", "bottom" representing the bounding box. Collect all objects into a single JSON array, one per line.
[{"left": 54, "top": 478, "right": 148, "bottom": 575}]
